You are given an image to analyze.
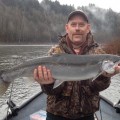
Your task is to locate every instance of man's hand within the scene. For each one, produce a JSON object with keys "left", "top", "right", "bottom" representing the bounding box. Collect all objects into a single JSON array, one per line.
[{"left": 34, "top": 66, "right": 55, "bottom": 84}]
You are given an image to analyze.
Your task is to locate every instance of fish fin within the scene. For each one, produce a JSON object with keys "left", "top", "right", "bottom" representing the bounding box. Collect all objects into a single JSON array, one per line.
[
  {"left": 53, "top": 80, "right": 64, "bottom": 89},
  {"left": 0, "top": 70, "right": 4, "bottom": 76},
  {"left": 92, "top": 71, "right": 103, "bottom": 81}
]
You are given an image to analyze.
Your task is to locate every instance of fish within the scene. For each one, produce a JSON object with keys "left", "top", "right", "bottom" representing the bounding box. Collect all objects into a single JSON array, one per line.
[{"left": 0, "top": 53, "right": 120, "bottom": 95}]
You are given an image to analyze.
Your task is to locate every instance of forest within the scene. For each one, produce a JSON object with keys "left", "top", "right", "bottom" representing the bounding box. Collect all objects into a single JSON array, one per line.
[{"left": 0, "top": 0, "right": 120, "bottom": 48}]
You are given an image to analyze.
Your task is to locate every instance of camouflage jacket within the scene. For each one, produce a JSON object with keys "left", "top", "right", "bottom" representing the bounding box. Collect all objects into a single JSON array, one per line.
[{"left": 41, "top": 34, "right": 111, "bottom": 119}]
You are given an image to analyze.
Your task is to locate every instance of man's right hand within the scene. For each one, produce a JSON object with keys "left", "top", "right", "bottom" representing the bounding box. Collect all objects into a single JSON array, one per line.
[{"left": 34, "top": 66, "right": 55, "bottom": 85}]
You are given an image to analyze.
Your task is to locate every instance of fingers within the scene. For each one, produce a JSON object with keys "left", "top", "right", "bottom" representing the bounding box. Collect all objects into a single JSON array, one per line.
[
  {"left": 34, "top": 68, "right": 39, "bottom": 81},
  {"left": 37, "top": 66, "right": 44, "bottom": 81},
  {"left": 47, "top": 69, "right": 54, "bottom": 82},
  {"left": 33, "top": 66, "right": 54, "bottom": 84},
  {"left": 42, "top": 66, "right": 49, "bottom": 81},
  {"left": 34, "top": 68, "right": 40, "bottom": 84},
  {"left": 114, "top": 66, "right": 120, "bottom": 74}
]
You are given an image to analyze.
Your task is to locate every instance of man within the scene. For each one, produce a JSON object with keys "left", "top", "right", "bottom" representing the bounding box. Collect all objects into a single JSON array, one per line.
[{"left": 34, "top": 10, "right": 120, "bottom": 120}]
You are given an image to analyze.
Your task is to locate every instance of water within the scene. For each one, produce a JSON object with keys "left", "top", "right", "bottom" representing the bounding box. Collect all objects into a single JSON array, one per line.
[
  {"left": 0, "top": 45, "right": 120, "bottom": 119},
  {"left": 0, "top": 45, "right": 52, "bottom": 119}
]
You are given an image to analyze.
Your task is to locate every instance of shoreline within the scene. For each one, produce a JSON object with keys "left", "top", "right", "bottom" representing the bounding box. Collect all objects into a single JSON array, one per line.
[{"left": 0, "top": 44, "right": 54, "bottom": 46}]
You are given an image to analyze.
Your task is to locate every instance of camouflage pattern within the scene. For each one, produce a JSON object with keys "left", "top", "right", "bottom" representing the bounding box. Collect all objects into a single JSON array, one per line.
[{"left": 41, "top": 34, "right": 111, "bottom": 119}]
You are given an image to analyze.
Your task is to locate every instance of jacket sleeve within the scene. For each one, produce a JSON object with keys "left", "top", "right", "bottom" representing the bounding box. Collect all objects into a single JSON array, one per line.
[
  {"left": 89, "top": 75, "right": 111, "bottom": 94},
  {"left": 40, "top": 82, "right": 65, "bottom": 95},
  {"left": 88, "top": 46, "right": 111, "bottom": 94},
  {"left": 81, "top": 75, "right": 111, "bottom": 95},
  {"left": 40, "top": 45, "right": 65, "bottom": 95}
]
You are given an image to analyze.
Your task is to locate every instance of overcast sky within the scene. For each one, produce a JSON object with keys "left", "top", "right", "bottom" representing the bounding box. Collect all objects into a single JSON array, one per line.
[{"left": 38, "top": 0, "right": 120, "bottom": 13}]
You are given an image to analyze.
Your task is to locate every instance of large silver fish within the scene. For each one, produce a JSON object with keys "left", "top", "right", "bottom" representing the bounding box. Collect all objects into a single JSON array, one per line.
[{"left": 0, "top": 53, "right": 120, "bottom": 95}]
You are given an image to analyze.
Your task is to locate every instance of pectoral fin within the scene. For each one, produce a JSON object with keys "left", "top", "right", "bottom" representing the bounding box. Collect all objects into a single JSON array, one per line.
[{"left": 53, "top": 80, "right": 64, "bottom": 89}]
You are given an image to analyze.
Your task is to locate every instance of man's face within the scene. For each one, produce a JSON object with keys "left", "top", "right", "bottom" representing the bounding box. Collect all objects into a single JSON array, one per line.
[{"left": 65, "top": 15, "right": 90, "bottom": 44}]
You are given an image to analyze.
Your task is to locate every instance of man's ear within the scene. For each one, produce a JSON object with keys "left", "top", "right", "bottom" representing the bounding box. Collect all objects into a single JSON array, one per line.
[
  {"left": 65, "top": 24, "right": 68, "bottom": 33},
  {"left": 87, "top": 24, "right": 91, "bottom": 33}
]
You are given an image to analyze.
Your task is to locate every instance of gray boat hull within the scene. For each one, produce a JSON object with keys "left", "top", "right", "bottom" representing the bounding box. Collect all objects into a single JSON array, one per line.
[{"left": 4, "top": 92, "right": 120, "bottom": 120}]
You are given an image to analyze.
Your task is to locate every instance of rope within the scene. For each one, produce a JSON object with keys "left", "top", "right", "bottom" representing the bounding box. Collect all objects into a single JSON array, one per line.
[
  {"left": 99, "top": 105, "right": 103, "bottom": 120},
  {"left": 94, "top": 113, "right": 99, "bottom": 120},
  {"left": 5, "top": 80, "right": 15, "bottom": 120}
]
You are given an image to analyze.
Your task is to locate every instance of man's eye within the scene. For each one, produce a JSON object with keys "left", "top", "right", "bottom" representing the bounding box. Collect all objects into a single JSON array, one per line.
[
  {"left": 71, "top": 23, "right": 76, "bottom": 26},
  {"left": 71, "top": 23, "right": 85, "bottom": 27},
  {"left": 79, "top": 24, "right": 85, "bottom": 27}
]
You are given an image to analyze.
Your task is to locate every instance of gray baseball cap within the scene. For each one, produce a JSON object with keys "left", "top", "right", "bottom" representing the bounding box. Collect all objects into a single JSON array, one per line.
[{"left": 67, "top": 10, "right": 89, "bottom": 23}]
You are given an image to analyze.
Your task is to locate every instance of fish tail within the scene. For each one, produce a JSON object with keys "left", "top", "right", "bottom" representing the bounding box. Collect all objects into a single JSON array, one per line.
[
  {"left": 0, "top": 70, "right": 4, "bottom": 76},
  {"left": 0, "top": 70, "right": 10, "bottom": 96},
  {"left": 0, "top": 81, "right": 10, "bottom": 96}
]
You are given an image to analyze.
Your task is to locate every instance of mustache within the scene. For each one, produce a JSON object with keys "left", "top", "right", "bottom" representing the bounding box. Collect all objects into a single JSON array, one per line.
[{"left": 73, "top": 33, "right": 83, "bottom": 35}]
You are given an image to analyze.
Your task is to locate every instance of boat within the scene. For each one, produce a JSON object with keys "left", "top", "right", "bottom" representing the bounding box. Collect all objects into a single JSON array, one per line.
[{"left": 3, "top": 91, "right": 120, "bottom": 120}]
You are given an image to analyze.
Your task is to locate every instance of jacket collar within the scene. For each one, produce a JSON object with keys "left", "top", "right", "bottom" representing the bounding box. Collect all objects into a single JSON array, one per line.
[{"left": 59, "top": 33, "right": 98, "bottom": 55}]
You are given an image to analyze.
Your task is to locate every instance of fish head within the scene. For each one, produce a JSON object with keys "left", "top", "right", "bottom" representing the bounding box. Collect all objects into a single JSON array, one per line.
[{"left": 102, "top": 60, "right": 115, "bottom": 74}]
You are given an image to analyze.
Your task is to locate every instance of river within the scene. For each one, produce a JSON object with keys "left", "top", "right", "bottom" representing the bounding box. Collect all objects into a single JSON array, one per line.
[{"left": 0, "top": 45, "right": 120, "bottom": 119}]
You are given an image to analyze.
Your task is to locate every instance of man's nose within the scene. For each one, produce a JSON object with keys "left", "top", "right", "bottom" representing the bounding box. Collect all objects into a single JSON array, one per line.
[
  {"left": 75, "top": 24, "right": 80, "bottom": 30},
  {"left": 75, "top": 26, "right": 81, "bottom": 33}
]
